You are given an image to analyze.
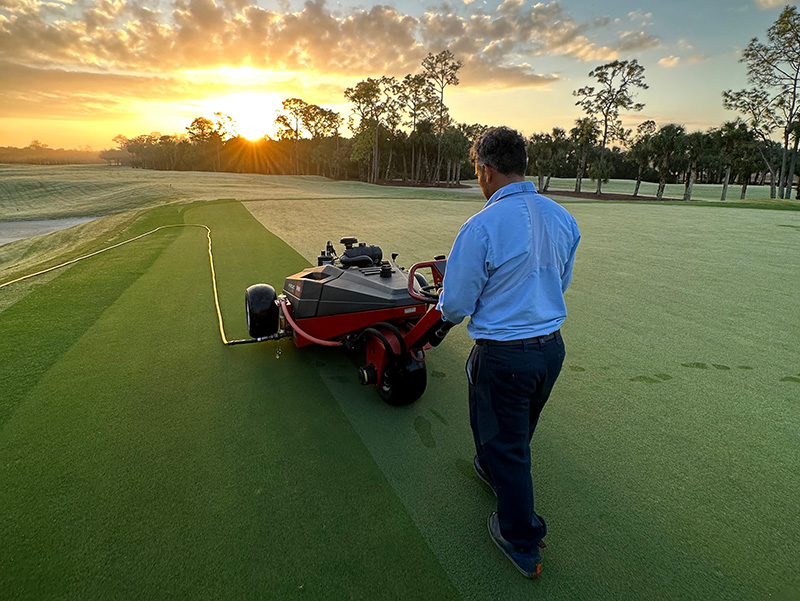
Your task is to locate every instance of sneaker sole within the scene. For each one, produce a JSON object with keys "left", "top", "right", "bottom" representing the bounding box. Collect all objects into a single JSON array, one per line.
[{"left": 487, "top": 515, "right": 542, "bottom": 579}]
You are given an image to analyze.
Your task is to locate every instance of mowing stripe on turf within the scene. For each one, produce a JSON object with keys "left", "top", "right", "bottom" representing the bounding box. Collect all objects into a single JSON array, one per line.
[
  {"left": 0, "top": 200, "right": 460, "bottom": 600},
  {"left": 0, "top": 223, "right": 247, "bottom": 346}
]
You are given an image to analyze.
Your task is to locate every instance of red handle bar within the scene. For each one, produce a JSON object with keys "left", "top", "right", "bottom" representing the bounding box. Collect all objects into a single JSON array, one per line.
[{"left": 407, "top": 259, "right": 447, "bottom": 304}]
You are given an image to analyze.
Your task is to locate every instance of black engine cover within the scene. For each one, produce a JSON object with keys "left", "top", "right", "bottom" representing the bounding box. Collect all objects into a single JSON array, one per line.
[{"left": 283, "top": 262, "right": 424, "bottom": 319}]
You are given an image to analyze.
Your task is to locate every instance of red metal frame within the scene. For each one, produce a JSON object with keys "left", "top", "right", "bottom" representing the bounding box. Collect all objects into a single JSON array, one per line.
[
  {"left": 288, "top": 303, "right": 426, "bottom": 348},
  {"left": 407, "top": 259, "right": 446, "bottom": 303},
  {"left": 282, "top": 259, "right": 448, "bottom": 387}
]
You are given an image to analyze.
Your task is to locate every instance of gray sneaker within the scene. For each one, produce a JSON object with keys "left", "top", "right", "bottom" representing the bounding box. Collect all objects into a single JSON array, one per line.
[{"left": 487, "top": 512, "right": 542, "bottom": 579}]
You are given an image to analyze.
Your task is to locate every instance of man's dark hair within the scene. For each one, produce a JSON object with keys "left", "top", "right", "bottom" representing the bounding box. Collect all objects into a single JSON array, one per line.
[{"left": 469, "top": 126, "right": 528, "bottom": 176}]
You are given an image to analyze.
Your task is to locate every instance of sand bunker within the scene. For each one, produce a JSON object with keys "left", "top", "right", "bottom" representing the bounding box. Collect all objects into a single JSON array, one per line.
[{"left": 0, "top": 217, "right": 98, "bottom": 246}]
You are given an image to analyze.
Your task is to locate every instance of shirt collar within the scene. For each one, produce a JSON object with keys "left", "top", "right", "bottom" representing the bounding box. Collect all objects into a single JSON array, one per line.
[{"left": 484, "top": 180, "right": 538, "bottom": 208}]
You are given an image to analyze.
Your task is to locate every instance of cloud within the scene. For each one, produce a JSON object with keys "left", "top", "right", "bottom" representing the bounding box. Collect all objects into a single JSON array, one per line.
[
  {"left": 0, "top": 0, "right": 637, "bottom": 88},
  {"left": 0, "top": 60, "right": 195, "bottom": 119},
  {"left": 754, "top": 0, "right": 784, "bottom": 8},
  {"left": 0, "top": 0, "right": 662, "bottom": 136},
  {"left": 658, "top": 56, "right": 680, "bottom": 68},
  {"left": 627, "top": 10, "right": 653, "bottom": 23},
  {"left": 459, "top": 59, "right": 557, "bottom": 89},
  {"left": 614, "top": 29, "right": 660, "bottom": 53}
]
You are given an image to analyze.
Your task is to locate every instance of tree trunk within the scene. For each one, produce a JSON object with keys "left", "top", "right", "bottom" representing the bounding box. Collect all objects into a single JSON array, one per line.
[
  {"left": 657, "top": 177, "right": 666, "bottom": 200},
  {"left": 435, "top": 89, "right": 444, "bottom": 186},
  {"left": 373, "top": 125, "right": 380, "bottom": 184},
  {"left": 544, "top": 175, "right": 551, "bottom": 192},
  {"left": 778, "top": 132, "right": 790, "bottom": 199},
  {"left": 424, "top": 143, "right": 434, "bottom": 183},
  {"left": 756, "top": 145, "right": 777, "bottom": 198},
  {"left": 595, "top": 178, "right": 602, "bottom": 195},
  {"left": 683, "top": 160, "right": 697, "bottom": 200},
  {"left": 435, "top": 138, "right": 442, "bottom": 185},
  {"left": 385, "top": 146, "right": 393, "bottom": 181},
  {"left": 537, "top": 173, "right": 544, "bottom": 190},
  {"left": 575, "top": 150, "right": 586, "bottom": 193},
  {"left": 740, "top": 176, "right": 749, "bottom": 200},
  {"left": 721, "top": 164, "right": 731, "bottom": 200},
  {"left": 786, "top": 136, "right": 799, "bottom": 199}
]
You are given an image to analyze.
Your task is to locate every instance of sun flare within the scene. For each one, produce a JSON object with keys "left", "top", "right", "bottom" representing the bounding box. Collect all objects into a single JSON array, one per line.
[
  {"left": 182, "top": 67, "right": 302, "bottom": 141},
  {"left": 198, "top": 92, "right": 282, "bottom": 140}
]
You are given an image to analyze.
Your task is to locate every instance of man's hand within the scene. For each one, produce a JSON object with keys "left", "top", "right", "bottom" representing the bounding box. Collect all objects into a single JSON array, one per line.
[{"left": 429, "top": 319, "right": 457, "bottom": 346}]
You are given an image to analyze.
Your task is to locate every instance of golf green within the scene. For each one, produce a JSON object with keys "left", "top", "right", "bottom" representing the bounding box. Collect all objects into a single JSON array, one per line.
[{"left": 1, "top": 193, "right": 799, "bottom": 600}]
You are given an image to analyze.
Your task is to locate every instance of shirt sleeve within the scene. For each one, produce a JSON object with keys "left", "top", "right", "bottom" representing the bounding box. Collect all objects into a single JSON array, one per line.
[
  {"left": 561, "top": 223, "right": 581, "bottom": 293},
  {"left": 437, "top": 221, "right": 490, "bottom": 324}
]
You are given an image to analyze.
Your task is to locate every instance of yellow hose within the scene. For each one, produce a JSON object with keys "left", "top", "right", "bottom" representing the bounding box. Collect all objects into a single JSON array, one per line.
[{"left": 0, "top": 224, "right": 234, "bottom": 345}]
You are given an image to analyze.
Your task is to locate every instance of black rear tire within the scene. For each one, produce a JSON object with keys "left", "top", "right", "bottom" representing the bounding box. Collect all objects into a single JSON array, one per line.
[
  {"left": 378, "top": 352, "right": 427, "bottom": 405},
  {"left": 245, "top": 284, "right": 279, "bottom": 338}
]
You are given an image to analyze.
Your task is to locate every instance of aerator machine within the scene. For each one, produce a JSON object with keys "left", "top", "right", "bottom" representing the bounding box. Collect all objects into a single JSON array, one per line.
[{"left": 243, "top": 237, "right": 455, "bottom": 405}]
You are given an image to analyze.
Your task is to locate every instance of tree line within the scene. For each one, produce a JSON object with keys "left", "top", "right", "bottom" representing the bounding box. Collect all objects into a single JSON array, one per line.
[
  {"left": 1, "top": 141, "right": 102, "bottom": 165},
  {"left": 105, "top": 7, "right": 800, "bottom": 199},
  {"left": 104, "top": 50, "right": 473, "bottom": 187}
]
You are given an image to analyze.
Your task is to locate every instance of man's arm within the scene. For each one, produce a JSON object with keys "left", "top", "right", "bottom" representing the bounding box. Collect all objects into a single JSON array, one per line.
[
  {"left": 437, "top": 222, "right": 490, "bottom": 324},
  {"left": 561, "top": 224, "right": 581, "bottom": 292}
]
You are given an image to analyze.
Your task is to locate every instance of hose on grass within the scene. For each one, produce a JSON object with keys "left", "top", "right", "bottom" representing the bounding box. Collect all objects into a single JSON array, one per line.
[{"left": 0, "top": 223, "right": 259, "bottom": 346}]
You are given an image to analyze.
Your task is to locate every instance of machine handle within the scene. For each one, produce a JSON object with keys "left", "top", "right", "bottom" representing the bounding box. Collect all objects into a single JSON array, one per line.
[{"left": 407, "top": 259, "right": 447, "bottom": 304}]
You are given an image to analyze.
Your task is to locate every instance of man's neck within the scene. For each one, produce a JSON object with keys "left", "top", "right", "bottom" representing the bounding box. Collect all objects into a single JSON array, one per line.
[{"left": 486, "top": 174, "right": 526, "bottom": 198}]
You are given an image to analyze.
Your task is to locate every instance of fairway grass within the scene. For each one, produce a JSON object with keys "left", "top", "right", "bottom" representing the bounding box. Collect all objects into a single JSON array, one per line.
[
  {"left": 1, "top": 172, "right": 799, "bottom": 600},
  {"left": 0, "top": 164, "right": 481, "bottom": 223}
]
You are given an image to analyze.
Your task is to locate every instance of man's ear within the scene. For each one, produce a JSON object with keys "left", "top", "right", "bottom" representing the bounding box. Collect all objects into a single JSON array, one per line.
[{"left": 482, "top": 163, "right": 496, "bottom": 184}]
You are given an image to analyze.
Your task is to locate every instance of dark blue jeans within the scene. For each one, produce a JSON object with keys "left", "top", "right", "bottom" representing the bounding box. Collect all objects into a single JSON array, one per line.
[{"left": 468, "top": 333, "right": 565, "bottom": 551}]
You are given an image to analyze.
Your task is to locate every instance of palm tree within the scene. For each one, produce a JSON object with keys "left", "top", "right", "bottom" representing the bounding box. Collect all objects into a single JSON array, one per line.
[
  {"left": 650, "top": 124, "right": 686, "bottom": 200},
  {"left": 570, "top": 118, "right": 601, "bottom": 193}
]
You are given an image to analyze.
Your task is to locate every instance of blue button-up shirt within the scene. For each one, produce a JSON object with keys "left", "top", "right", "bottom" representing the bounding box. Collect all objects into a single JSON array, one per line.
[{"left": 437, "top": 181, "right": 580, "bottom": 341}]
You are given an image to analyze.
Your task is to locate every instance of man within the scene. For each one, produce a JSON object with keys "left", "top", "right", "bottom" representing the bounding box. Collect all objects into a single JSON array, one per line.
[{"left": 437, "top": 126, "right": 580, "bottom": 578}]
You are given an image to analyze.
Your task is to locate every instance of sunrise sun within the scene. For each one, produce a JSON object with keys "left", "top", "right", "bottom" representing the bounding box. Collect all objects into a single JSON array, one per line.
[
  {"left": 181, "top": 67, "right": 316, "bottom": 141},
  {"left": 208, "top": 92, "right": 283, "bottom": 140}
]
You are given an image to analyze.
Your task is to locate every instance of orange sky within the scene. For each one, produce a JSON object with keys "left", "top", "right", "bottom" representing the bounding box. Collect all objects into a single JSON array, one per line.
[{"left": 0, "top": 0, "right": 787, "bottom": 150}]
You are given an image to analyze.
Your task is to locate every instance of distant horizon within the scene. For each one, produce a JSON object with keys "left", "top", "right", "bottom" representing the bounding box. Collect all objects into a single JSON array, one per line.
[{"left": 0, "top": 0, "right": 791, "bottom": 150}]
